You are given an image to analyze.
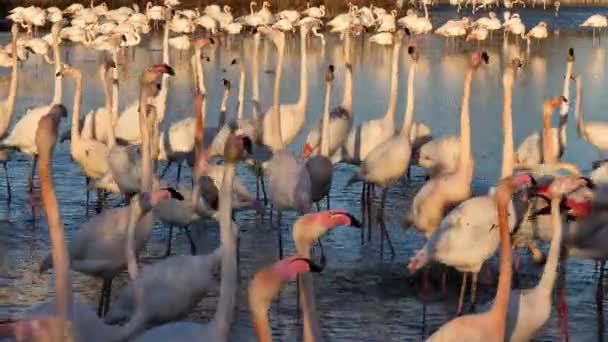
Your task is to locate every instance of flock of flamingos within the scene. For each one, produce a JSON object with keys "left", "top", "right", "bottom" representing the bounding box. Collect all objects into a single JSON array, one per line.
[{"left": 1, "top": 0, "right": 608, "bottom": 341}]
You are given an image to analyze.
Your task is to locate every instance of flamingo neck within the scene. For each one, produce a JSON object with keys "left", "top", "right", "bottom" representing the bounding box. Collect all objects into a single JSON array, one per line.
[
  {"left": 542, "top": 101, "right": 556, "bottom": 164},
  {"left": 271, "top": 43, "right": 285, "bottom": 150},
  {"left": 139, "top": 85, "right": 152, "bottom": 192},
  {"left": 101, "top": 65, "right": 111, "bottom": 112},
  {"left": 39, "top": 148, "right": 72, "bottom": 320},
  {"left": 162, "top": 13, "right": 170, "bottom": 64},
  {"left": 294, "top": 230, "right": 320, "bottom": 342},
  {"left": 458, "top": 70, "right": 473, "bottom": 171},
  {"left": 561, "top": 59, "right": 572, "bottom": 115},
  {"left": 0, "top": 33, "right": 19, "bottom": 135},
  {"left": 52, "top": 35, "right": 63, "bottom": 105},
  {"left": 252, "top": 34, "right": 261, "bottom": 119},
  {"left": 251, "top": 306, "right": 273, "bottom": 342},
  {"left": 342, "top": 34, "right": 353, "bottom": 111},
  {"left": 501, "top": 73, "right": 514, "bottom": 178},
  {"left": 213, "top": 162, "right": 237, "bottom": 339},
  {"left": 237, "top": 67, "right": 245, "bottom": 119},
  {"left": 536, "top": 198, "right": 563, "bottom": 294},
  {"left": 69, "top": 74, "right": 83, "bottom": 148},
  {"left": 320, "top": 81, "right": 331, "bottom": 157},
  {"left": 297, "top": 29, "right": 309, "bottom": 109},
  {"left": 384, "top": 40, "right": 401, "bottom": 124},
  {"left": 194, "top": 46, "right": 206, "bottom": 94},
  {"left": 489, "top": 187, "right": 513, "bottom": 339},
  {"left": 108, "top": 60, "right": 119, "bottom": 149},
  {"left": 219, "top": 88, "right": 229, "bottom": 127},
  {"left": 400, "top": 61, "right": 416, "bottom": 136}
]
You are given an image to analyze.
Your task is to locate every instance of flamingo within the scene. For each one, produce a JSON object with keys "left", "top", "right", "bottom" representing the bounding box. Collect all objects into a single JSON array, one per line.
[
  {"left": 249, "top": 255, "right": 324, "bottom": 341},
  {"left": 435, "top": 17, "right": 470, "bottom": 45},
  {"left": 128, "top": 133, "right": 250, "bottom": 342},
  {"left": 340, "top": 30, "right": 405, "bottom": 165},
  {"left": 259, "top": 27, "right": 312, "bottom": 259},
  {"left": 408, "top": 60, "right": 522, "bottom": 314},
  {"left": 573, "top": 74, "right": 608, "bottom": 160},
  {"left": 466, "top": 26, "right": 489, "bottom": 45},
  {"left": 514, "top": 48, "right": 573, "bottom": 173},
  {"left": 79, "top": 58, "right": 117, "bottom": 144},
  {"left": 261, "top": 22, "right": 314, "bottom": 147},
  {"left": 525, "top": 21, "right": 549, "bottom": 47},
  {"left": 580, "top": 14, "right": 607, "bottom": 40},
  {"left": 0, "top": 24, "right": 20, "bottom": 202},
  {"left": 426, "top": 173, "right": 534, "bottom": 341},
  {"left": 302, "top": 4, "right": 325, "bottom": 18},
  {"left": 346, "top": 45, "right": 419, "bottom": 257},
  {"left": 500, "top": 175, "right": 591, "bottom": 341},
  {"left": 406, "top": 4, "right": 433, "bottom": 35},
  {"left": 306, "top": 65, "right": 336, "bottom": 211},
  {"left": 292, "top": 209, "right": 361, "bottom": 341},
  {"left": 302, "top": 27, "right": 355, "bottom": 159},
  {"left": 473, "top": 11, "right": 502, "bottom": 33},
  {"left": 376, "top": 10, "right": 397, "bottom": 33},
  {"left": 38, "top": 64, "right": 176, "bottom": 317},
  {"left": 403, "top": 52, "right": 489, "bottom": 238},
  {"left": 0, "top": 21, "right": 63, "bottom": 193},
  {"left": 369, "top": 32, "right": 394, "bottom": 45}
]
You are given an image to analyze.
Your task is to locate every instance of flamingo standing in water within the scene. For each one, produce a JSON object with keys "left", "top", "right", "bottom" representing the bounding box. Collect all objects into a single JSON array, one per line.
[
  {"left": 292, "top": 209, "right": 361, "bottom": 341},
  {"left": 403, "top": 52, "right": 489, "bottom": 238},
  {"left": 259, "top": 27, "right": 312, "bottom": 259},
  {"left": 573, "top": 74, "right": 608, "bottom": 161},
  {"left": 129, "top": 133, "right": 250, "bottom": 342},
  {"left": 249, "top": 256, "right": 324, "bottom": 341},
  {"left": 408, "top": 59, "right": 522, "bottom": 315},
  {"left": 306, "top": 65, "right": 336, "bottom": 211},
  {"left": 426, "top": 173, "right": 534, "bottom": 341},
  {"left": 0, "top": 21, "right": 63, "bottom": 193},
  {"left": 0, "top": 24, "right": 20, "bottom": 202}
]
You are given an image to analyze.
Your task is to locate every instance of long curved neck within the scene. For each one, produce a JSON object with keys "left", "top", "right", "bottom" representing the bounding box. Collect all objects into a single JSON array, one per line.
[
  {"left": 194, "top": 47, "right": 206, "bottom": 94},
  {"left": 294, "top": 225, "right": 321, "bottom": 342},
  {"left": 163, "top": 19, "right": 170, "bottom": 64},
  {"left": 342, "top": 33, "right": 352, "bottom": 111},
  {"left": 400, "top": 61, "right": 416, "bottom": 136},
  {"left": 536, "top": 197, "right": 563, "bottom": 293},
  {"left": 237, "top": 67, "right": 245, "bottom": 119},
  {"left": 384, "top": 40, "right": 401, "bottom": 123},
  {"left": 574, "top": 77, "right": 585, "bottom": 139},
  {"left": 251, "top": 305, "right": 272, "bottom": 342},
  {"left": 271, "top": 42, "right": 285, "bottom": 150},
  {"left": 0, "top": 33, "right": 19, "bottom": 135},
  {"left": 252, "top": 33, "right": 261, "bottom": 119},
  {"left": 320, "top": 80, "right": 331, "bottom": 157},
  {"left": 101, "top": 65, "right": 111, "bottom": 111},
  {"left": 501, "top": 74, "right": 514, "bottom": 178},
  {"left": 39, "top": 147, "right": 72, "bottom": 320},
  {"left": 52, "top": 33, "right": 63, "bottom": 105},
  {"left": 70, "top": 75, "right": 83, "bottom": 148},
  {"left": 139, "top": 85, "right": 152, "bottom": 192},
  {"left": 561, "top": 58, "right": 572, "bottom": 115},
  {"left": 219, "top": 88, "right": 229, "bottom": 127},
  {"left": 108, "top": 59, "right": 119, "bottom": 149},
  {"left": 297, "top": 29, "right": 309, "bottom": 108},
  {"left": 458, "top": 70, "right": 473, "bottom": 170},
  {"left": 542, "top": 102, "right": 556, "bottom": 164},
  {"left": 424, "top": 3, "right": 429, "bottom": 18},
  {"left": 489, "top": 188, "right": 513, "bottom": 339},
  {"left": 213, "top": 162, "right": 237, "bottom": 340}
]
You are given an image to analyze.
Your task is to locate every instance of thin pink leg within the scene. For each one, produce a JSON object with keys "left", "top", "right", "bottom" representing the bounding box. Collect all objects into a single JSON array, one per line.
[{"left": 457, "top": 273, "right": 467, "bottom": 316}]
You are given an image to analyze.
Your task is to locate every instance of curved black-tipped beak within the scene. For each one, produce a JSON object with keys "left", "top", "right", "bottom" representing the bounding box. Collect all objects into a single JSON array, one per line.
[
  {"left": 292, "top": 257, "right": 326, "bottom": 273},
  {"left": 404, "top": 27, "right": 411, "bottom": 36},
  {"left": 209, "top": 37, "right": 215, "bottom": 44},
  {"left": 231, "top": 58, "right": 238, "bottom": 65},
  {"left": 162, "top": 64, "right": 175, "bottom": 76},
  {"left": 241, "top": 136, "right": 253, "bottom": 155},
  {"left": 163, "top": 187, "right": 184, "bottom": 200},
  {"left": 345, "top": 212, "right": 361, "bottom": 228},
  {"left": 481, "top": 51, "right": 490, "bottom": 64},
  {"left": 568, "top": 47, "right": 574, "bottom": 57},
  {"left": 580, "top": 176, "right": 596, "bottom": 189}
]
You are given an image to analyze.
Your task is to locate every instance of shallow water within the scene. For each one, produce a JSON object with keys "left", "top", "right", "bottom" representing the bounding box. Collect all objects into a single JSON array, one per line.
[{"left": 1, "top": 5, "right": 608, "bottom": 341}]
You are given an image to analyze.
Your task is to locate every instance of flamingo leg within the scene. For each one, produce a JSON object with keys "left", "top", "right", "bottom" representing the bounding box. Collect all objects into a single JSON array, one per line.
[
  {"left": 597, "top": 260, "right": 605, "bottom": 341},
  {"left": 3, "top": 163, "right": 10, "bottom": 203},
  {"left": 184, "top": 227, "right": 196, "bottom": 255},
  {"left": 378, "top": 187, "right": 395, "bottom": 259},
  {"left": 27, "top": 156, "right": 38, "bottom": 193},
  {"left": 103, "top": 278, "right": 113, "bottom": 316},
  {"left": 164, "top": 225, "right": 174, "bottom": 257},
  {"left": 470, "top": 272, "right": 479, "bottom": 311},
  {"left": 85, "top": 177, "right": 90, "bottom": 213},
  {"left": 277, "top": 209, "right": 283, "bottom": 259},
  {"left": 457, "top": 273, "right": 468, "bottom": 316},
  {"left": 366, "top": 183, "right": 372, "bottom": 243},
  {"left": 160, "top": 161, "right": 172, "bottom": 178},
  {"left": 260, "top": 172, "right": 268, "bottom": 206},
  {"left": 360, "top": 182, "right": 366, "bottom": 245},
  {"left": 558, "top": 246, "right": 570, "bottom": 341},
  {"left": 315, "top": 202, "right": 321, "bottom": 212},
  {"left": 441, "top": 270, "right": 448, "bottom": 297},
  {"left": 326, "top": 192, "right": 330, "bottom": 210}
]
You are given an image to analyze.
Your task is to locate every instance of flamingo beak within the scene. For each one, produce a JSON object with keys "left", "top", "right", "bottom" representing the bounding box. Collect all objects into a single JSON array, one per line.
[{"left": 301, "top": 143, "right": 314, "bottom": 158}]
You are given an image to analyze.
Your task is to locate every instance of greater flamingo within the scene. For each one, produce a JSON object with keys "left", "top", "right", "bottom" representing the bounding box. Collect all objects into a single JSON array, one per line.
[{"left": 427, "top": 173, "right": 533, "bottom": 341}]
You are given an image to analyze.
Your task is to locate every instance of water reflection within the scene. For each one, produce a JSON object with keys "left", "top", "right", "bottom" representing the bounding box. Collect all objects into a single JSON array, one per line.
[{"left": 0, "top": 7, "right": 608, "bottom": 340}]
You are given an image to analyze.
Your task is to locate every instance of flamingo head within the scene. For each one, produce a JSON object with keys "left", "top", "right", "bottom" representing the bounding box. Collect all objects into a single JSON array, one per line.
[
  {"left": 272, "top": 255, "right": 325, "bottom": 281},
  {"left": 263, "top": 1, "right": 271, "bottom": 9},
  {"left": 224, "top": 134, "right": 253, "bottom": 163},
  {"left": 407, "top": 248, "right": 429, "bottom": 273},
  {"left": 407, "top": 45, "right": 419, "bottom": 61},
  {"left": 60, "top": 64, "right": 82, "bottom": 79},
  {"left": 222, "top": 78, "right": 231, "bottom": 91},
  {"left": 293, "top": 209, "right": 361, "bottom": 247},
  {"left": 325, "top": 64, "right": 335, "bottom": 82},
  {"left": 149, "top": 63, "right": 175, "bottom": 76},
  {"left": 567, "top": 47, "right": 574, "bottom": 62},
  {"left": 470, "top": 50, "right": 490, "bottom": 68},
  {"left": 197, "top": 36, "right": 215, "bottom": 48}
]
